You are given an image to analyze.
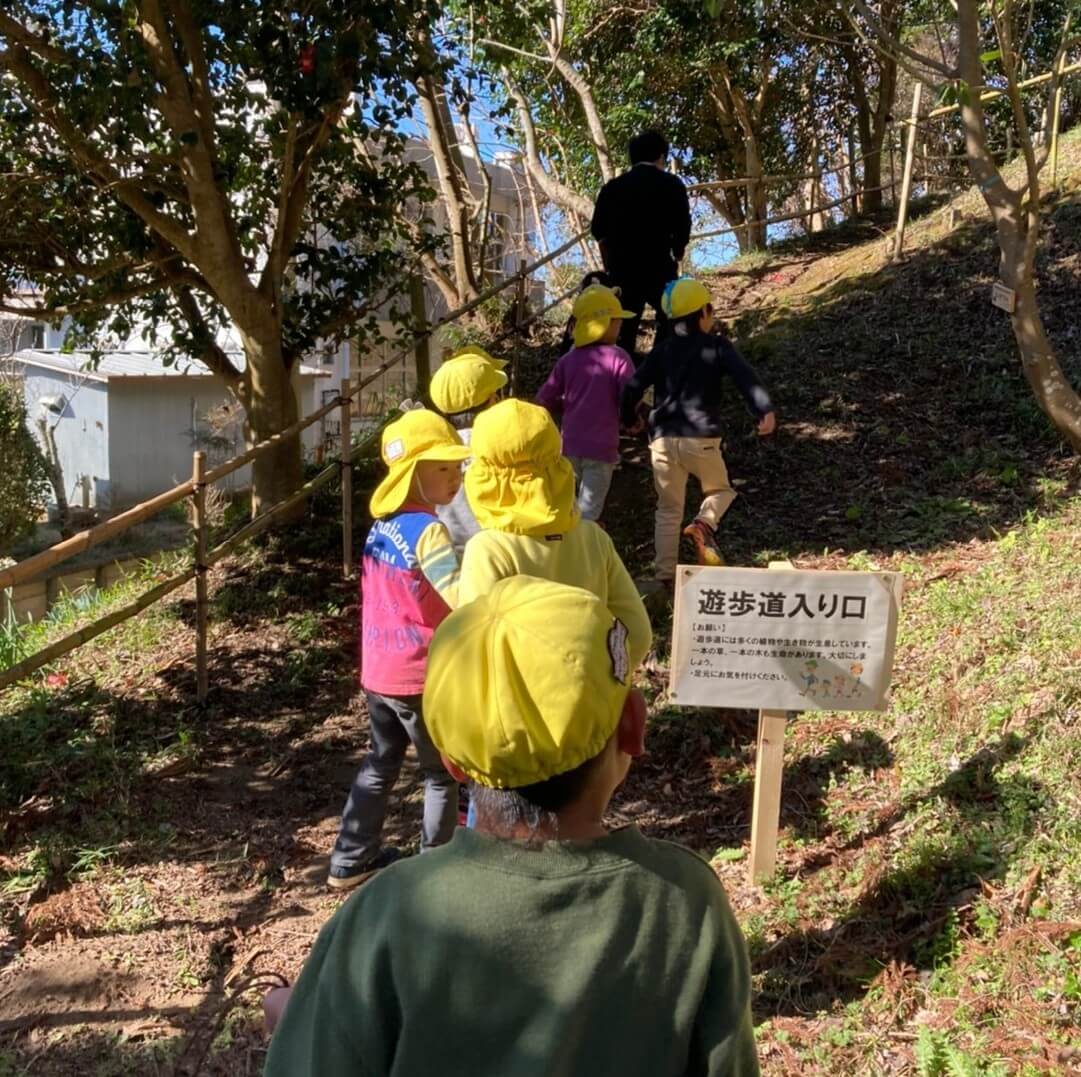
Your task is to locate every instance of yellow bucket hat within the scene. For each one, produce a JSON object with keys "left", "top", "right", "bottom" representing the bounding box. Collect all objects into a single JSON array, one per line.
[
  {"left": 430, "top": 352, "right": 509, "bottom": 415},
  {"left": 444, "top": 344, "right": 509, "bottom": 371},
  {"left": 369, "top": 409, "right": 472, "bottom": 518},
  {"left": 464, "top": 399, "right": 578, "bottom": 536},
  {"left": 424, "top": 576, "right": 632, "bottom": 788},
  {"left": 572, "top": 284, "right": 636, "bottom": 347},
  {"left": 661, "top": 276, "right": 712, "bottom": 319}
]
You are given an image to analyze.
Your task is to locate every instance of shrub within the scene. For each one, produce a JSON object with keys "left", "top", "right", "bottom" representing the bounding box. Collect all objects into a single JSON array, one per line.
[{"left": 0, "top": 381, "right": 49, "bottom": 549}]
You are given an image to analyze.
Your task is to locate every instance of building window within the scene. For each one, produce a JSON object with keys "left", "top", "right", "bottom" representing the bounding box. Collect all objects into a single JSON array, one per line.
[{"left": 30, "top": 324, "right": 46, "bottom": 349}]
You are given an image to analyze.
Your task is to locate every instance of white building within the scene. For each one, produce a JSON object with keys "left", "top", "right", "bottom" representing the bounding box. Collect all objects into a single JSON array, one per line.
[{"left": 3, "top": 349, "right": 328, "bottom": 510}]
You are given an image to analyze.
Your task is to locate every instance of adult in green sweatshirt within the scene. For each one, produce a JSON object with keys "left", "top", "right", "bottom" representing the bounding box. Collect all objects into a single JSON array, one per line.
[{"left": 265, "top": 577, "right": 759, "bottom": 1077}]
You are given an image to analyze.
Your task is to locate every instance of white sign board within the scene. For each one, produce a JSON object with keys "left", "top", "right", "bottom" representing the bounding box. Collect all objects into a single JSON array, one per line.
[
  {"left": 670, "top": 566, "right": 902, "bottom": 712},
  {"left": 991, "top": 281, "right": 1016, "bottom": 313}
]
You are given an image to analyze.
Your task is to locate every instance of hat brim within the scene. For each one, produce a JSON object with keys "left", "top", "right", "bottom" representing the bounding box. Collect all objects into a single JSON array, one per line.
[
  {"left": 572, "top": 307, "right": 638, "bottom": 347},
  {"left": 369, "top": 443, "right": 472, "bottom": 517}
]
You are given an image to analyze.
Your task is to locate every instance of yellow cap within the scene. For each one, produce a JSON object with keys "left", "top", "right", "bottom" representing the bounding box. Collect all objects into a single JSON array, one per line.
[
  {"left": 572, "top": 285, "right": 636, "bottom": 347},
  {"left": 369, "top": 409, "right": 472, "bottom": 518},
  {"left": 430, "top": 352, "right": 509, "bottom": 415},
  {"left": 424, "top": 576, "right": 632, "bottom": 788},
  {"left": 661, "top": 276, "right": 712, "bottom": 319},
  {"left": 464, "top": 399, "right": 577, "bottom": 536},
  {"left": 444, "top": 345, "right": 509, "bottom": 371}
]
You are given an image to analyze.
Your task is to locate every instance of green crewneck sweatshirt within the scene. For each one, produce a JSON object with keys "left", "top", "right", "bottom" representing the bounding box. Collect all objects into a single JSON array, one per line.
[{"left": 266, "top": 826, "right": 758, "bottom": 1076}]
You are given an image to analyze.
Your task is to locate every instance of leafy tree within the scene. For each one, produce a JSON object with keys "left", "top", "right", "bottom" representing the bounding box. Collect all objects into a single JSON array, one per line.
[
  {"left": 0, "top": 1, "right": 438, "bottom": 514},
  {"left": 473, "top": 0, "right": 800, "bottom": 251},
  {"left": 0, "top": 381, "right": 49, "bottom": 550}
]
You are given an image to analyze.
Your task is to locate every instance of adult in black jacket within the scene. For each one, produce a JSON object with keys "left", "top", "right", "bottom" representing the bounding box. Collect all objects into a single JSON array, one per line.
[{"left": 591, "top": 130, "right": 691, "bottom": 359}]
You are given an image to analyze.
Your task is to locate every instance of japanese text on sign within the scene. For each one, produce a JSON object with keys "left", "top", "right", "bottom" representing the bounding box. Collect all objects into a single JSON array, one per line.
[{"left": 670, "top": 567, "right": 902, "bottom": 712}]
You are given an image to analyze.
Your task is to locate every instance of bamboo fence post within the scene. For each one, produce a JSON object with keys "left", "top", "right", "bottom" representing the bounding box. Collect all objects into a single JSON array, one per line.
[
  {"left": 1051, "top": 51, "right": 1067, "bottom": 188},
  {"left": 340, "top": 378, "right": 354, "bottom": 579},
  {"left": 891, "top": 82, "right": 923, "bottom": 263},
  {"left": 409, "top": 275, "right": 431, "bottom": 398},
  {"left": 192, "top": 451, "right": 209, "bottom": 702}
]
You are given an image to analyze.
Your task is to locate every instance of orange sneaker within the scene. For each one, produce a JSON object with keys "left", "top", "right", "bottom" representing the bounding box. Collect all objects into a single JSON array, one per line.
[{"left": 682, "top": 520, "right": 724, "bottom": 567}]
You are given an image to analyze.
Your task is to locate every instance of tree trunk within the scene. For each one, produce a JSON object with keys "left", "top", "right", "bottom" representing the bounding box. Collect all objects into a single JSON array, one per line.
[
  {"left": 238, "top": 333, "right": 304, "bottom": 518},
  {"left": 1004, "top": 238, "right": 1081, "bottom": 450},
  {"left": 415, "top": 70, "right": 479, "bottom": 306},
  {"left": 744, "top": 137, "right": 768, "bottom": 249},
  {"left": 502, "top": 72, "right": 594, "bottom": 221},
  {"left": 702, "top": 188, "right": 753, "bottom": 254},
  {"left": 545, "top": 47, "right": 614, "bottom": 182},
  {"left": 36, "top": 416, "right": 72, "bottom": 538},
  {"left": 862, "top": 136, "right": 885, "bottom": 213}
]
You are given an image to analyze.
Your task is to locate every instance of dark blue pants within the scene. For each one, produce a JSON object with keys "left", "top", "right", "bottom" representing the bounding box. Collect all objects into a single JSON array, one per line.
[{"left": 330, "top": 691, "right": 458, "bottom": 871}]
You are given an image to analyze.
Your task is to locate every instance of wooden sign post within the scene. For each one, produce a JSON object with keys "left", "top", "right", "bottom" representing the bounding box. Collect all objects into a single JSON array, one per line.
[
  {"left": 670, "top": 562, "right": 902, "bottom": 886},
  {"left": 749, "top": 706, "right": 790, "bottom": 883}
]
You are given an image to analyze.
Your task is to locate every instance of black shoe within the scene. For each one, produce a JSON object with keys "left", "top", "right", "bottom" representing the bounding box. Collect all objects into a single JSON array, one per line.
[{"left": 326, "top": 846, "right": 403, "bottom": 892}]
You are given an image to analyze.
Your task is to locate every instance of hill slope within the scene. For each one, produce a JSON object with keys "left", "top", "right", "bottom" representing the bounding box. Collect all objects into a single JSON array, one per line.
[{"left": 0, "top": 134, "right": 1079, "bottom": 1075}]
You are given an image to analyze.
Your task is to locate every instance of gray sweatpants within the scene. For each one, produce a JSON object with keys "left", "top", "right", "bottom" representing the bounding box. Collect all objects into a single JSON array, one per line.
[{"left": 330, "top": 691, "right": 458, "bottom": 872}]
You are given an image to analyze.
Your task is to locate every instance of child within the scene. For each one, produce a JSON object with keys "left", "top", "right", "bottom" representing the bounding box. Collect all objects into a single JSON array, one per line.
[
  {"left": 620, "top": 276, "right": 776, "bottom": 583},
  {"left": 537, "top": 284, "right": 637, "bottom": 522},
  {"left": 458, "top": 398, "right": 652, "bottom": 669},
  {"left": 267, "top": 577, "right": 759, "bottom": 1076},
  {"left": 326, "top": 409, "right": 471, "bottom": 891},
  {"left": 428, "top": 346, "right": 508, "bottom": 556}
]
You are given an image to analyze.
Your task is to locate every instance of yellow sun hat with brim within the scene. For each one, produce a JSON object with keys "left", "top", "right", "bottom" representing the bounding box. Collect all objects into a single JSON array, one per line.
[
  {"left": 369, "top": 409, "right": 472, "bottom": 519},
  {"left": 464, "top": 399, "right": 578, "bottom": 536},
  {"left": 572, "top": 284, "right": 636, "bottom": 347},
  {"left": 430, "top": 352, "right": 509, "bottom": 415},
  {"left": 424, "top": 576, "right": 632, "bottom": 788},
  {"left": 661, "top": 276, "right": 713, "bottom": 320},
  {"left": 444, "top": 344, "right": 509, "bottom": 371}
]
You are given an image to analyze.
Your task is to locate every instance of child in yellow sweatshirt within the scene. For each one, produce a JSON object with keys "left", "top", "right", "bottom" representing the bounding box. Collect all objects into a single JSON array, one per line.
[{"left": 458, "top": 399, "right": 652, "bottom": 669}]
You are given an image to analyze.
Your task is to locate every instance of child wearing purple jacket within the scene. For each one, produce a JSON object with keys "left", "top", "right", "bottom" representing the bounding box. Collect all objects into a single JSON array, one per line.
[{"left": 537, "top": 285, "right": 636, "bottom": 521}]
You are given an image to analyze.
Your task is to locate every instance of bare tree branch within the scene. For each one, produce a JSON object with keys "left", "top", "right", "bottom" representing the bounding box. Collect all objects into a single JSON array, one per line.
[
  {"left": 500, "top": 69, "right": 593, "bottom": 220},
  {"left": 842, "top": 0, "right": 959, "bottom": 79}
]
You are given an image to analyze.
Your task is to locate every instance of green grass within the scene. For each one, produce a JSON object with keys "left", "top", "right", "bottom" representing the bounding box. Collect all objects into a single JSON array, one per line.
[
  {"left": 746, "top": 496, "right": 1081, "bottom": 1072},
  {"left": 1, "top": 551, "right": 191, "bottom": 676},
  {"left": 0, "top": 554, "right": 193, "bottom": 895}
]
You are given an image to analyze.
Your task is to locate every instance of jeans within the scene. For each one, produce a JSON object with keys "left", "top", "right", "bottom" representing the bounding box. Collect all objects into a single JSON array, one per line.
[
  {"left": 568, "top": 456, "right": 616, "bottom": 522},
  {"left": 649, "top": 436, "right": 737, "bottom": 581},
  {"left": 330, "top": 691, "right": 458, "bottom": 871}
]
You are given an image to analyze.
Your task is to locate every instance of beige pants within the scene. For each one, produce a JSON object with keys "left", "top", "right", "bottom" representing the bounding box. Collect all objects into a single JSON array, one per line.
[{"left": 650, "top": 436, "right": 737, "bottom": 581}]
